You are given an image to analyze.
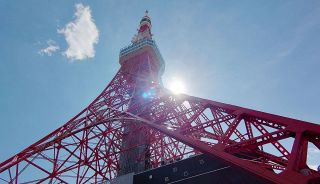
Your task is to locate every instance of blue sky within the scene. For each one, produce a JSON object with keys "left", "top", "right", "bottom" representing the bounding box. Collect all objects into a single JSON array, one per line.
[{"left": 0, "top": 0, "right": 319, "bottom": 168}]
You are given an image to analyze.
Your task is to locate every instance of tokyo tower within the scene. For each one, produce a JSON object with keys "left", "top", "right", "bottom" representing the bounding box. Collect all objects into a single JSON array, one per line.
[{"left": 0, "top": 11, "right": 320, "bottom": 184}]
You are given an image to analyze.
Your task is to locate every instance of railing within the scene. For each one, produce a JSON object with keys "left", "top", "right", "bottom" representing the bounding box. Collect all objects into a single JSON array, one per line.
[{"left": 119, "top": 38, "right": 164, "bottom": 63}]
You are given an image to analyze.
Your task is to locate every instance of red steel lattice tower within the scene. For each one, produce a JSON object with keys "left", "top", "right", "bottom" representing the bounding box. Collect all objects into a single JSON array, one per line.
[{"left": 0, "top": 11, "right": 320, "bottom": 184}]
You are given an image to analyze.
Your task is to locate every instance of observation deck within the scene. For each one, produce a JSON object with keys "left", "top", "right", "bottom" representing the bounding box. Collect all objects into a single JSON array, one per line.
[{"left": 119, "top": 38, "right": 165, "bottom": 75}]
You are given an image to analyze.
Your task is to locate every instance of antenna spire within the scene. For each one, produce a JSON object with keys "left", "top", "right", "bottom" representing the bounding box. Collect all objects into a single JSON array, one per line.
[{"left": 132, "top": 11, "right": 152, "bottom": 43}]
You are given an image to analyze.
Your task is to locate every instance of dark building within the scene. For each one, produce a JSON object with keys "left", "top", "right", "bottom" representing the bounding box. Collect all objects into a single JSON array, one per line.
[{"left": 133, "top": 154, "right": 272, "bottom": 184}]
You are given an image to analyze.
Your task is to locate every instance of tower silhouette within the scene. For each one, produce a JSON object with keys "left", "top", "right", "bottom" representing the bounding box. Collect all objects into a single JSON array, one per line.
[{"left": 0, "top": 11, "right": 320, "bottom": 184}]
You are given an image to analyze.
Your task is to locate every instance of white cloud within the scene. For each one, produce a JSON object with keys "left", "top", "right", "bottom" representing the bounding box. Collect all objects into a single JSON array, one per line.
[
  {"left": 58, "top": 3, "right": 99, "bottom": 61},
  {"left": 38, "top": 40, "right": 60, "bottom": 56}
]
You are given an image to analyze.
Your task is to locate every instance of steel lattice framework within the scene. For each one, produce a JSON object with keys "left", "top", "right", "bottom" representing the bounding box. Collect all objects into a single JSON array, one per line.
[{"left": 1, "top": 12, "right": 320, "bottom": 184}]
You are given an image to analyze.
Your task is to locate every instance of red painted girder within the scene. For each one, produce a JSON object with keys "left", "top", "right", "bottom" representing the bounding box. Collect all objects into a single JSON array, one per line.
[{"left": 1, "top": 68, "right": 320, "bottom": 183}]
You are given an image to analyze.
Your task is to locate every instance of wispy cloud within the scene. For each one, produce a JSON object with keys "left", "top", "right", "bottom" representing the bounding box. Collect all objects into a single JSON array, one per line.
[
  {"left": 38, "top": 40, "right": 60, "bottom": 56},
  {"left": 58, "top": 3, "right": 99, "bottom": 61}
]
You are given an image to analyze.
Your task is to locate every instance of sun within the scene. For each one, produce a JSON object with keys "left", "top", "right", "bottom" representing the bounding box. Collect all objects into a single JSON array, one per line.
[{"left": 168, "top": 78, "right": 186, "bottom": 94}]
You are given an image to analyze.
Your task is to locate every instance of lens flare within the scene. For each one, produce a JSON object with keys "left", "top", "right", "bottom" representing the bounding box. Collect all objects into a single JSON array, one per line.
[{"left": 168, "top": 78, "right": 186, "bottom": 94}]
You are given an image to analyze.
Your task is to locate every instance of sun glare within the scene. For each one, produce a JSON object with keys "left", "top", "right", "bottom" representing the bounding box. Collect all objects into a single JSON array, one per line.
[{"left": 168, "top": 78, "right": 186, "bottom": 94}]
